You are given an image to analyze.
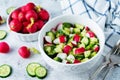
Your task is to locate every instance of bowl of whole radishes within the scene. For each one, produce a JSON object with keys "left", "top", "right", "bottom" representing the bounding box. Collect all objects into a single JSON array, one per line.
[
  {"left": 7, "top": 2, "right": 50, "bottom": 42},
  {"left": 38, "top": 15, "right": 105, "bottom": 73}
]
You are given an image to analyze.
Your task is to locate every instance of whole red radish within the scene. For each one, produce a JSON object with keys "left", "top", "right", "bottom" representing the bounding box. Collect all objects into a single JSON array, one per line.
[
  {"left": 26, "top": 23, "right": 37, "bottom": 33},
  {"left": 18, "top": 46, "right": 30, "bottom": 58},
  {"left": 18, "top": 12, "right": 25, "bottom": 22},
  {"left": 25, "top": 2, "right": 35, "bottom": 11},
  {"left": 11, "top": 9, "right": 20, "bottom": 19},
  {"left": 21, "top": 2, "right": 35, "bottom": 12},
  {"left": 25, "top": 10, "right": 38, "bottom": 21},
  {"left": 38, "top": 9, "right": 49, "bottom": 21},
  {"left": 34, "top": 20, "right": 44, "bottom": 30},
  {"left": 9, "top": 19, "right": 22, "bottom": 32},
  {"left": 0, "top": 42, "right": 10, "bottom": 53}
]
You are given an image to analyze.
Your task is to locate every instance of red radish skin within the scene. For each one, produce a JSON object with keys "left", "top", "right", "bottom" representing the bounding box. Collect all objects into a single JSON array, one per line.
[
  {"left": 25, "top": 10, "right": 38, "bottom": 21},
  {"left": 86, "top": 31, "right": 95, "bottom": 38},
  {"left": 34, "top": 20, "right": 44, "bottom": 30},
  {"left": 18, "top": 12, "right": 25, "bottom": 22},
  {"left": 85, "top": 26, "right": 90, "bottom": 31},
  {"left": 59, "top": 35, "right": 66, "bottom": 43},
  {"left": 39, "top": 9, "right": 49, "bottom": 21},
  {"left": 0, "top": 42, "right": 10, "bottom": 53},
  {"left": 94, "top": 45, "right": 100, "bottom": 52},
  {"left": 25, "top": 2, "right": 35, "bottom": 11},
  {"left": 11, "top": 9, "right": 20, "bottom": 19},
  {"left": 75, "top": 47, "right": 85, "bottom": 55},
  {"left": 63, "top": 45, "right": 72, "bottom": 54},
  {"left": 74, "top": 59, "right": 80, "bottom": 64},
  {"left": 26, "top": 23, "right": 37, "bottom": 33},
  {"left": 9, "top": 19, "right": 22, "bottom": 32},
  {"left": 73, "top": 34, "right": 80, "bottom": 42},
  {"left": 18, "top": 46, "right": 30, "bottom": 58}
]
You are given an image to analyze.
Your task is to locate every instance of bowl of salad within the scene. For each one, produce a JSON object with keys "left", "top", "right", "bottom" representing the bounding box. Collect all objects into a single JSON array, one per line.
[
  {"left": 7, "top": 2, "right": 50, "bottom": 42},
  {"left": 38, "top": 15, "right": 105, "bottom": 73}
]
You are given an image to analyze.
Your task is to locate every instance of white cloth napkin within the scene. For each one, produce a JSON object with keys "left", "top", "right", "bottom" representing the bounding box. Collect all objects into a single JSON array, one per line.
[{"left": 60, "top": 0, "right": 120, "bottom": 54}]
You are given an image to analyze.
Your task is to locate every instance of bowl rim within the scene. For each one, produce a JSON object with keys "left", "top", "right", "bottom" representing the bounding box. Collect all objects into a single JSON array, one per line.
[{"left": 38, "top": 14, "right": 105, "bottom": 66}]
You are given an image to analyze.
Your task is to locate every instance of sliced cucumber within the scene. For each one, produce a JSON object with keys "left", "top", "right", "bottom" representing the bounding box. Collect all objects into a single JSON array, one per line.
[
  {"left": 0, "top": 30, "right": 7, "bottom": 40},
  {"left": 84, "top": 50, "right": 91, "bottom": 58},
  {"left": 81, "top": 37, "right": 89, "bottom": 45},
  {"left": 6, "top": 6, "right": 16, "bottom": 15},
  {"left": 26, "top": 63, "right": 41, "bottom": 77},
  {"left": 46, "top": 31, "right": 55, "bottom": 41},
  {"left": 53, "top": 57, "right": 62, "bottom": 62},
  {"left": 35, "top": 66, "right": 47, "bottom": 79},
  {"left": 74, "top": 23, "right": 84, "bottom": 30},
  {"left": 0, "top": 64, "right": 12, "bottom": 78}
]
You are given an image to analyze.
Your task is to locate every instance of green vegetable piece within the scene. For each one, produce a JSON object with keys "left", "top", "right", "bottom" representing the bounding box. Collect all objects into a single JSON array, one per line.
[
  {"left": 0, "top": 30, "right": 7, "bottom": 40},
  {"left": 63, "top": 22, "right": 72, "bottom": 28},
  {"left": 53, "top": 57, "right": 62, "bottom": 62},
  {"left": 35, "top": 66, "right": 47, "bottom": 79},
  {"left": 0, "top": 64, "right": 12, "bottom": 78},
  {"left": 6, "top": 6, "right": 16, "bottom": 15},
  {"left": 26, "top": 63, "right": 41, "bottom": 77},
  {"left": 46, "top": 31, "right": 55, "bottom": 40},
  {"left": 81, "top": 37, "right": 89, "bottom": 45},
  {"left": 81, "top": 58, "right": 89, "bottom": 62},
  {"left": 73, "top": 28, "right": 80, "bottom": 34},
  {"left": 29, "top": 47, "right": 40, "bottom": 54},
  {"left": 84, "top": 50, "right": 91, "bottom": 58},
  {"left": 74, "top": 23, "right": 84, "bottom": 30},
  {"left": 90, "top": 52, "right": 97, "bottom": 58}
]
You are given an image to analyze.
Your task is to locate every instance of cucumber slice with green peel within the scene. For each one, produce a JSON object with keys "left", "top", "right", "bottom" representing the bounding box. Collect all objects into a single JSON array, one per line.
[
  {"left": 26, "top": 63, "right": 41, "bottom": 77},
  {"left": 6, "top": 6, "right": 16, "bottom": 15},
  {"left": 81, "top": 37, "right": 89, "bottom": 45},
  {"left": 74, "top": 23, "right": 84, "bottom": 30},
  {"left": 0, "top": 30, "right": 7, "bottom": 40},
  {"left": 46, "top": 31, "right": 55, "bottom": 41},
  {"left": 0, "top": 64, "right": 12, "bottom": 78},
  {"left": 53, "top": 57, "right": 62, "bottom": 62},
  {"left": 35, "top": 66, "right": 47, "bottom": 79}
]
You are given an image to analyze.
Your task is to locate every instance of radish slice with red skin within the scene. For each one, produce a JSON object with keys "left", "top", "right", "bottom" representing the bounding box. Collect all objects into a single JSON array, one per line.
[
  {"left": 71, "top": 41, "right": 77, "bottom": 46},
  {"left": 59, "top": 35, "right": 66, "bottom": 43},
  {"left": 44, "top": 36, "right": 52, "bottom": 44},
  {"left": 74, "top": 59, "right": 81, "bottom": 64},
  {"left": 63, "top": 45, "right": 72, "bottom": 54},
  {"left": 86, "top": 31, "right": 95, "bottom": 38},
  {"left": 73, "top": 34, "right": 80, "bottom": 42},
  {"left": 93, "top": 45, "right": 100, "bottom": 52},
  {"left": 75, "top": 47, "right": 85, "bottom": 55}
]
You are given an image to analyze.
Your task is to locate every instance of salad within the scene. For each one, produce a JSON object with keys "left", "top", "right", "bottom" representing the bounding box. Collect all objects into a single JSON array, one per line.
[{"left": 43, "top": 22, "right": 100, "bottom": 64}]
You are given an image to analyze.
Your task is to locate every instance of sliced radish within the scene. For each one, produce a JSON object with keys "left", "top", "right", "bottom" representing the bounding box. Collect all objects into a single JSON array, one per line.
[
  {"left": 71, "top": 41, "right": 77, "bottom": 46},
  {"left": 74, "top": 59, "right": 81, "bottom": 64},
  {"left": 70, "top": 27, "right": 73, "bottom": 32},
  {"left": 62, "top": 59, "right": 68, "bottom": 64},
  {"left": 57, "top": 23, "right": 63, "bottom": 30},
  {"left": 57, "top": 53, "right": 67, "bottom": 60},
  {"left": 73, "top": 34, "right": 80, "bottom": 42},
  {"left": 59, "top": 35, "right": 66, "bottom": 43},
  {"left": 74, "top": 47, "right": 85, "bottom": 55},
  {"left": 53, "top": 38, "right": 60, "bottom": 44},
  {"left": 85, "top": 26, "right": 90, "bottom": 31},
  {"left": 44, "top": 36, "right": 52, "bottom": 43},
  {"left": 86, "top": 31, "right": 95, "bottom": 38},
  {"left": 51, "top": 28, "right": 56, "bottom": 33},
  {"left": 63, "top": 45, "right": 72, "bottom": 54},
  {"left": 93, "top": 45, "right": 100, "bottom": 52}
]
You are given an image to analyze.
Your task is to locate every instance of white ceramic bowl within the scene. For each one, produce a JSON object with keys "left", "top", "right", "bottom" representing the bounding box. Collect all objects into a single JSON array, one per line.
[
  {"left": 7, "top": 6, "right": 50, "bottom": 42},
  {"left": 38, "top": 15, "right": 105, "bottom": 73}
]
